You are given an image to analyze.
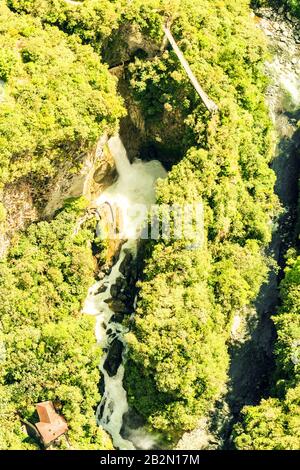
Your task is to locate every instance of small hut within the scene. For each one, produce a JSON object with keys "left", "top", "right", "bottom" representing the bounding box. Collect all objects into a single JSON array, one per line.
[{"left": 35, "top": 401, "right": 68, "bottom": 446}]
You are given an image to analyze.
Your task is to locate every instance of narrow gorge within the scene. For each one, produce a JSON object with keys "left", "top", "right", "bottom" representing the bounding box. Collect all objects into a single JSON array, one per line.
[
  {"left": 83, "top": 7, "right": 300, "bottom": 451},
  {"left": 1, "top": 0, "right": 300, "bottom": 453},
  {"left": 83, "top": 135, "right": 166, "bottom": 450}
]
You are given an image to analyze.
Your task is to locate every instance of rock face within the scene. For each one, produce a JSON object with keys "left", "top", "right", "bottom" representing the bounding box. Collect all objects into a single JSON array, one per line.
[
  {"left": 0, "top": 179, "right": 39, "bottom": 257},
  {"left": 43, "top": 134, "right": 116, "bottom": 216},
  {"left": 93, "top": 157, "right": 117, "bottom": 188},
  {"left": 118, "top": 60, "right": 187, "bottom": 169},
  {"left": 256, "top": 7, "right": 300, "bottom": 46},
  {"left": 0, "top": 133, "right": 119, "bottom": 257},
  {"left": 105, "top": 250, "right": 138, "bottom": 316},
  {"left": 105, "top": 298, "right": 130, "bottom": 314},
  {"left": 256, "top": 8, "right": 300, "bottom": 114},
  {"left": 103, "top": 23, "right": 162, "bottom": 68},
  {"left": 106, "top": 26, "right": 187, "bottom": 168}
]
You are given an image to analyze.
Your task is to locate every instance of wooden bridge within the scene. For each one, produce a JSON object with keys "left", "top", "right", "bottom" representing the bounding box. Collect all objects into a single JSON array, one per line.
[{"left": 163, "top": 26, "right": 218, "bottom": 114}]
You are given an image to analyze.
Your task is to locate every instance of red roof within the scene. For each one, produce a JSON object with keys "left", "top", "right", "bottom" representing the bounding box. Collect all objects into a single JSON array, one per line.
[{"left": 36, "top": 401, "right": 68, "bottom": 445}]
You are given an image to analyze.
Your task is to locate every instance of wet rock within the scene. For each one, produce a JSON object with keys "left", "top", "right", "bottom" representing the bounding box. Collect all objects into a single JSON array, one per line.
[
  {"left": 110, "top": 284, "right": 119, "bottom": 299},
  {"left": 119, "top": 293, "right": 130, "bottom": 303},
  {"left": 93, "top": 148, "right": 117, "bottom": 190},
  {"left": 97, "top": 400, "right": 105, "bottom": 420},
  {"left": 98, "top": 374, "right": 105, "bottom": 395},
  {"left": 110, "top": 313, "right": 125, "bottom": 324},
  {"left": 103, "top": 265, "right": 112, "bottom": 276},
  {"left": 91, "top": 240, "right": 102, "bottom": 257},
  {"left": 110, "top": 277, "right": 127, "bottom": 298},
  {"left": 97, "top": 271, "right": 106, "bottom": 281},
  {"left": 105, "top": 298, "right": 131, "bottom": 314},
  {"left": 119, "top": 251, "right": 134, "bottom": 277},
  {"left": 94, "top": 283, "right": 108, "bottom": 295},
  {"left": 122, "top": 408, "right": 146, "bottom": 432},
  {"left": 103, "top": 338, "right": 123, "bottom": 377},
  {"left": 108, "top": 240, "right": 124, "bottom": 267}
]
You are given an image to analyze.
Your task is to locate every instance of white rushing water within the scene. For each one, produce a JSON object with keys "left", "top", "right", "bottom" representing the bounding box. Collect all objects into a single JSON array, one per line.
[
  {"left": 268, "top": 58, "right": 300, "bottom": 109},
  {"left": 82, "top": 135, "right": 166, "bottom": 450}
]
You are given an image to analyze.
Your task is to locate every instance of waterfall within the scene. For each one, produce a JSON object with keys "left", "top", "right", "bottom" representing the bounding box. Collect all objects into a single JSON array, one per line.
[{"left": 82, "top": 135, "right": 166, "bottom": 450}]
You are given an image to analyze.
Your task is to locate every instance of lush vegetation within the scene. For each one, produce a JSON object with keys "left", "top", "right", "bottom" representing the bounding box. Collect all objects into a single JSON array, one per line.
[
  {"left": 284, "top": 0, "right": 300, "bottom": 15},
  {"left": 123, "top": 0, "right": 279, "bottom": 441},
  {"left": 232, "top": 0, "right": 300, "bottom": 431},
  {"left": 0, "top": 197, "right": 111, "bottom": 449},
  {"left": 234, "top": 249, "right": 300, "bottom": 449},
  {"left": 3, "top": 0, "right": 298, "bottom": 450},
  {"left": 232, "top": 0, "right": 300, "bottom": 438},
  {"left": 6, "top": 0, "right": 124, "bottom": 49},
  {"left": 0, "top": 2, "right": 124, "bottom": 187}
]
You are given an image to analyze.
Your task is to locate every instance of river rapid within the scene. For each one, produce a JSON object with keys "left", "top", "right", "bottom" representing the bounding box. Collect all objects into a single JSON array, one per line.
[{"left": 82, "top": 135, "right": 166, "bottom": 449}]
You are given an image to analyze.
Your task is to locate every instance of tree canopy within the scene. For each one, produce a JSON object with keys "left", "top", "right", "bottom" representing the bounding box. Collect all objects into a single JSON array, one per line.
[
  {"left": 234, "top": 248, "right": 300, "bottom": 450},
  {"left": 0, "top": 3, "right": 124, "bottom": 187},
  {"left": 123, "top": 0, "right": 279, "bottom": 441},
  {"left": 0, "top": 198, "right": 111, "bottom": 449}
]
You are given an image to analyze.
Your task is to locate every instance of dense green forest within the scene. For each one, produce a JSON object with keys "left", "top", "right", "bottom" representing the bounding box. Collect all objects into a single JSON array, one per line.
[
  {"left": 124, "top": 0, "right": 278, "bottom": 440},
  {"left": 0, "top": 2, "right": 124, "bottom": 188},
  {"left": 232, "top": 0, "right": 300, "bottom": 451},
  {"left": 234, "top": 246, "right": 300, "bottom": 449},
  {"left": 234, "top": 130, "right": 300, "bottom": 449},
  {"left": 0, "top": 0, "right": 299, "bottom": 451},
  {"left": 0, "top": 1, "right": 122, "bottom": 449},
  {"left": 0, "top": 197, "right": 112, "bottom": 449}
]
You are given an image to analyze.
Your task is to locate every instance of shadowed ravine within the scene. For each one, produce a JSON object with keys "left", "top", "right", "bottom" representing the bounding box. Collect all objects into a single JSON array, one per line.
[
  {"left": 177, "top": 8, "right": 300, "bottom": 450},
  {"left": 217, "top": 9, "right": 300, "bottom": 450}
]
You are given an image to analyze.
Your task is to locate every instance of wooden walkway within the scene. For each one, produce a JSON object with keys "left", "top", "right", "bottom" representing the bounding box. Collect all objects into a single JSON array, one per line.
[{"left": 163, "top": 26, "right": 218, "bottom": 114}]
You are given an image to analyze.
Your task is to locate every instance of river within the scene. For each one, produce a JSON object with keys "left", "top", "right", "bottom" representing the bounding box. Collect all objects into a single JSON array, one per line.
[{"left": 82, "top": 135, "right": 166, "bottom": 449}]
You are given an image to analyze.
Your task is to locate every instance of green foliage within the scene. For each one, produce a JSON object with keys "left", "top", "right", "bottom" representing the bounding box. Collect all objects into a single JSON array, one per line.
[
  {"left": 123, "top": 0, "right": 278, "bottom": 440},
  {"left": 234, "top": 249, "right": 300, "bottom": 449},
  {"left": 126, "top": 243, "right": 229, "bottom": 438},
  {"left": 0, "top": 384, "right": 37, "bottom": 449},
  {"left": 7, "top": 0, "right": 125, "bottom": 47},
  {"left": 0, "top": 198, "right": 111, "bottom": 449},
  {"left": 254, "top": 0, "right": 300, "bottom": 18},
  {"left": 0, "top": 202, "right": 6, "bottom": 223},
  {"left": 274, "top": 253, "right": 300, "bottom": 388},
  {"left": 287, "top": 0, "right": 300, "bottom": 16},
  {"left": 0, "top": 3, "right": 124, "bottom": 186},
  {"left": 234, "top": 0, "right": 300, "bottom": 451},
  {"left": 6, "top": 0, "right": 167, "bottom": 48},
  {"left": 234, "top": 387, "right": 300, "bottom": 450},
  {"left": 1, "top": 0, "right": 283, "bottom": 447}
]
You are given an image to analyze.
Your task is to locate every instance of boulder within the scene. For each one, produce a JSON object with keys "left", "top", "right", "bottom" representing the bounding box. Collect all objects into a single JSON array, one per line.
[
  {"left": 103, "top": 338, "right": 123, "bottom": 377},
  {"left": 93, "top": 283, "right": 108, "bottom": 295},
  {"left": 105, "top": 298, "right": 131, "bottom": 314},
  {"left": 110, "top": 313, "right": 125, "bottom": 324},
  {"left": 110, "top": 277, "right": 127, "bottom": 298},
  {"left": 119, "top": 251, "right": 134, "bottom": 277},
  {"left": 93, "top": 160, "right": 117, "bottom": 187}
]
